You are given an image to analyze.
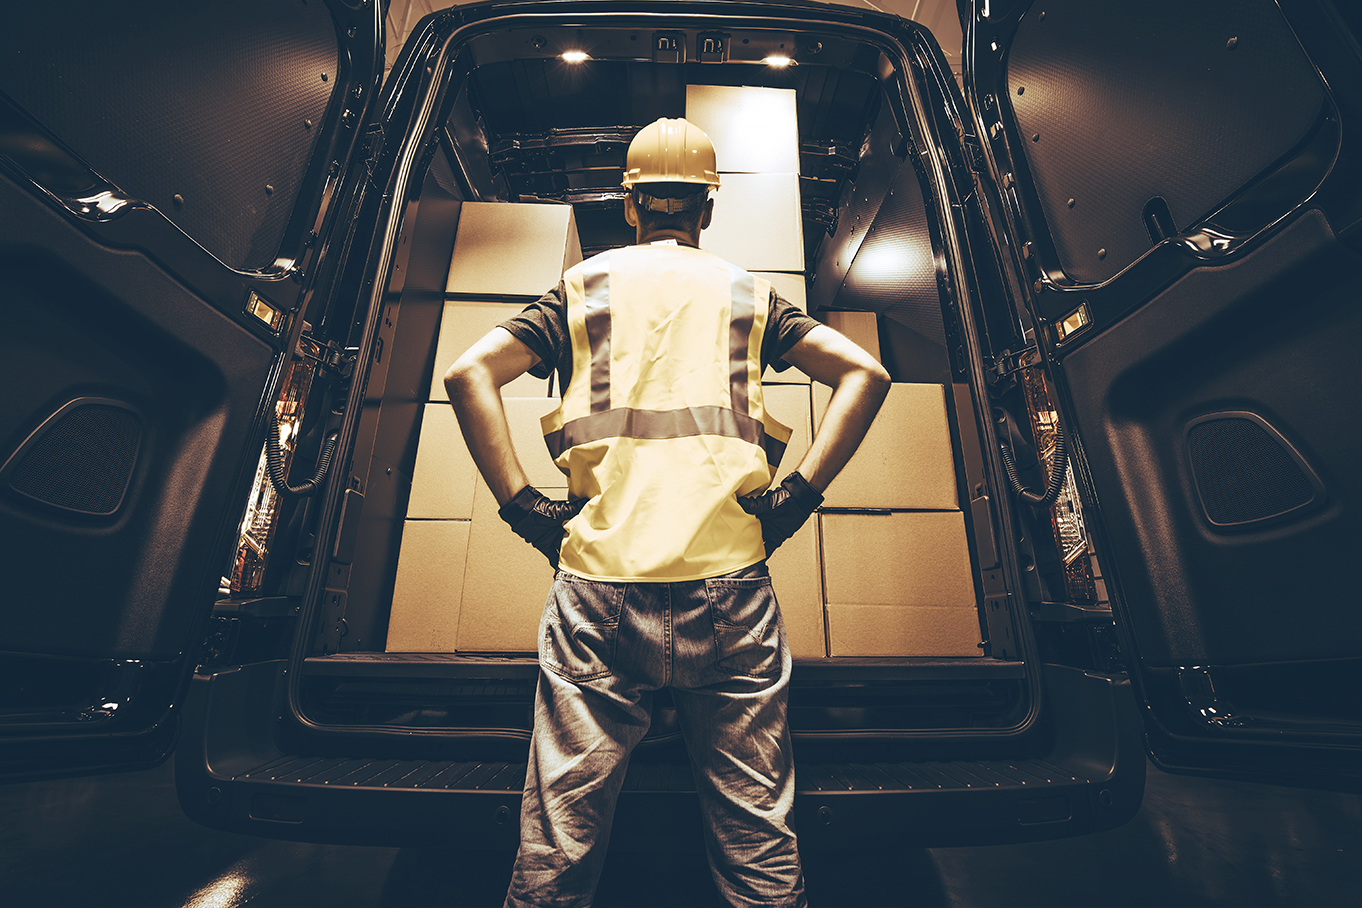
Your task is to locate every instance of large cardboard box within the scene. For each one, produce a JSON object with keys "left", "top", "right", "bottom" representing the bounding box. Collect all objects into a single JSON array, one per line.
[
  {"left": 429, "top": 301, "right": 550, "bottom": 399},
  {"left": 409, "top": 398, "right": 563, "bottom": 520},
  {"left": 385, "top": 519, "right": 470, "bottom": 652},
  {"left": 446, "top": 202, "right": 582, "bottom": 298},
  {"left": 767, "top": 517, "right": 826, "bottom": 658},
  {"left": 685, "top": 85, "right": 800, "bottom": 174},
  {"left": 457, "top": 481, "right": 562, "bottom": 652},
  {"left": 812, "top": 383, "right": 959, "bottom": 510},
  {"left": 761, "top": 384, "right": 812, "bottom": 484},
  {"left": 755, "top": 272, "right": 810, "bottom": 384},
  {"left": 821, "top": 510, "right": 981, "bottom": 657},
  {"left": 701, "top": 172, "right": 804, "bottom": 273},
  {"left": 819, "top": 310, "right": 881, "bottom": 364},
  {"left": 754, "top": 272, "right": 807, "bottom": 310}
]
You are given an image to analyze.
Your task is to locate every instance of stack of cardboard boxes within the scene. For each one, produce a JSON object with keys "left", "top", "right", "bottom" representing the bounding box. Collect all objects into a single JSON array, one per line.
[
  {"left": 388, "top": 91, "right": 981, "bottom": 658},
  {"left": 685, "top": 85, "right": 825, "bottom": 658},
  {"left": 385, "top": 202, "right": 580, "bottom": 652}
]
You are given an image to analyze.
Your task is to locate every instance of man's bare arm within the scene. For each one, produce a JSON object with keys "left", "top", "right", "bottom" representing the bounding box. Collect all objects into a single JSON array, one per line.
[
  {"left": 780, "top": 324, "right": 891, "bottom": 492},
  {"left": 443, "top": 326, "right": 542, "bottom": 507}
]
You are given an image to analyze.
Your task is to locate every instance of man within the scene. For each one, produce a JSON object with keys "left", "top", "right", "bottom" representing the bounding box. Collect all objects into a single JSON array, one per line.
[{"left": 445, "top": 117, "right": 889, "bottom": 908}]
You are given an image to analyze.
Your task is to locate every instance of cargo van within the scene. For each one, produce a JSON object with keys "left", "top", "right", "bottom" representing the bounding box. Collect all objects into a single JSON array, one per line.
[{"left": 2, "top": 0, "right": 1359, "bottom": 853}]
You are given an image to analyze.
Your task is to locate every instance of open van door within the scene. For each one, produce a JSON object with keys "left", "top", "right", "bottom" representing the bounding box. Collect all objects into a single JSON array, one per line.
[
  {"left": 0, "top": 0, "right": 383, "bottom": 781},
  {"left": 963, "top": 0, "right": 1362, "bottom": 789}
]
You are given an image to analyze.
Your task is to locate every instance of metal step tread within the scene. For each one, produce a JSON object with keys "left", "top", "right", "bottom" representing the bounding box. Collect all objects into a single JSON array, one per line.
[
  {"left": 235, "top": 754, "right": 1082, "bottom": 794},
  {"left": 301, "top": 653, "right": 1026, "bottom": 682}
]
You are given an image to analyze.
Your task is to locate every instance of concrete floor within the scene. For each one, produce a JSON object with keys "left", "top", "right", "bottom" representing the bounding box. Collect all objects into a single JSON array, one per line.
[{"left": 2, "top": 757, "right": 1358, "bottom": 907}]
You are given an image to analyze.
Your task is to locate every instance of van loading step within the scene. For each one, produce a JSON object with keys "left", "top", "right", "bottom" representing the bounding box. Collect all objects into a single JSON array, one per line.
[
  {"left": 234, "top": 754, "right": 1080, "bottom": 793},
  {"left": 302, "top": 653, "right": 1026, "bottom": 681}
]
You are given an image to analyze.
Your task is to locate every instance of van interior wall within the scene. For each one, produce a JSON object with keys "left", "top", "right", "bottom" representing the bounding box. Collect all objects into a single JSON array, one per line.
[{"left": 333, "top": 151, "right": 465, "bottom": 653}]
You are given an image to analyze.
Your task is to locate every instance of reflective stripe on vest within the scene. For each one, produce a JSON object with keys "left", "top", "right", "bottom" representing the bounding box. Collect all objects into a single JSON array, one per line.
[{"left": 541, "top": 244, "right": 793, "bottom": 581}]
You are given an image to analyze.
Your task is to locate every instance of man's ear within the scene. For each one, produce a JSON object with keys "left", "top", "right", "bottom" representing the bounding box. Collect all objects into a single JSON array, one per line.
[
  {"left": 623, "top": 192, "right": 639, "bottom": 228},
  {"left": 700, "top": 197, "right": 714, "bottom": 230}
]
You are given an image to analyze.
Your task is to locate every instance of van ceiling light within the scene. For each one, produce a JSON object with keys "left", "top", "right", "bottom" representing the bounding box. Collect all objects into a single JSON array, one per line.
[
  {"left": 763, "top": 55, "right": 793, "bottom": 67},
  {"left": 561, "top": 51, "right": 589, "bottom": 63}
]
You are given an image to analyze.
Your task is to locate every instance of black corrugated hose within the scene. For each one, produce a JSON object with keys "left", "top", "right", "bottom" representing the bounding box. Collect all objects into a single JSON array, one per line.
[
  {"left": 265, "top": 425, "right": 338, "bottom": 497},
  {"left": 999, "top": 421, "right": 1068, "bottom": 507}
]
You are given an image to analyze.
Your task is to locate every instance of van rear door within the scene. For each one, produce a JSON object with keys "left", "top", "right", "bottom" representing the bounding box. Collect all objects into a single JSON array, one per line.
[
  {"left": 963, "top": 0, "right": 1362, "bottom": 788},
  {"left": 0, "top": 0, "right": 382, "bottom": 781}
]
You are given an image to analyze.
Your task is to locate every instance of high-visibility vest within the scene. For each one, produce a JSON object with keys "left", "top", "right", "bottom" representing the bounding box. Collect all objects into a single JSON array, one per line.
[{"left": 541, "top": 242, "right": 792, "bottom": 581}]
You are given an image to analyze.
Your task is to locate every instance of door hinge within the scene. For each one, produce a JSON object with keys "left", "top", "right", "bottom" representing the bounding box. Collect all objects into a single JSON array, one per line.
[
  {"left": 961, "top": 132, "right": 988, "bottom": 173},
  {"left": 990, "top": 344, "right": 1040, "bottom": 382},
  {"left": 298, "top": 333, "right": 358, "bottom": 382},
  {"left": 362, "top": 123, "right": 385, "bottom": 176}
]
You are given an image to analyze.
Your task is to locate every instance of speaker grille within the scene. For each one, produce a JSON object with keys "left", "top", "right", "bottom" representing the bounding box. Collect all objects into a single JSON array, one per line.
[
  {"left": 4, "top": 401, "right": 142, "bottom": 516},
  {"left": 1186, "top": 415, "right": 1318, "bottom": 527}
]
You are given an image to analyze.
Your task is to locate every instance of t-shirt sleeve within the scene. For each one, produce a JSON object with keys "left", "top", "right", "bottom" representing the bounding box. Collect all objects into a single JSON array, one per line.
[
  {"left": 497, "top": 282, "right": 572, "bottom": 387},
  {"left": 761, "top": 291, "right": 821, "bottom": 374}
]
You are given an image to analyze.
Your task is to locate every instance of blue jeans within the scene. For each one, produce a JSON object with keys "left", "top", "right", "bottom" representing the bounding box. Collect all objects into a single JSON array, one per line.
[{"left": 504, "top": 562, "right": 805, "bottom": 908}]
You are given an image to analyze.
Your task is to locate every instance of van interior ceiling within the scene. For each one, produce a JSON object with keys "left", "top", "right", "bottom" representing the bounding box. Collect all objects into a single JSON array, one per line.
[{"left": 242, "top": 20, "right": 1084, "bottom": 753}]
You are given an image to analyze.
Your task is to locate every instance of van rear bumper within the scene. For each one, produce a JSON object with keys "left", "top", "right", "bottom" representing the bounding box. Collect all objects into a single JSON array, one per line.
[{"left": 175, "top": 661, "right": 1144, "bottom": 849}]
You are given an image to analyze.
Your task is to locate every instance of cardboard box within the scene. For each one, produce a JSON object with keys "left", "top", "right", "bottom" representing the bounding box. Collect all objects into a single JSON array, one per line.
[
  {"left": 429, "top": 301, "right": 550, "bottom": 399},
  {"left": 821, "top": 510, "right": 981, "bottom": 657},
  {"left": 761, "top": 384, "right": 812, "bottom": 484},
  {"left": 767, "top": 517, "right": 826, "bottom": 658},
  {"left": 819, "top": 310, "right": 881, "bottom": 363},
  {"left": 408, "top": 397, "right": 564, "bottom": 520},
  {"left": 385, "top": 519, "right": 470, "bottom": 652},
  {"left": 457, "top": 481, "right": 562, "bottom": 652},
  {"left": 812, "top": 383, "right": 959, "bottom": 509},
  {"left": 446, "top": 202, "right": 582, "bottom": 298},
  {"left": 754, "top": 272, "right": 807, "bottom": 310},
  {"left": 755, "top": 273, "right": 810, "bottom": 384},
  {"left": 685, "top": 85, "right": 800, "bottom": 174},
  {"left": 701, "top": 172, "right": 804, "bottom": 272},
  {"left": 825, "top": 603, "right": 982, "bottom": 657},
  {"left": 408, "top": 404, "right": 478, "bottom": 519}
]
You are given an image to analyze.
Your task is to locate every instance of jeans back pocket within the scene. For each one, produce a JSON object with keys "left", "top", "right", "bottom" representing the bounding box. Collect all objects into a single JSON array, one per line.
[
  {"left": 541, "top": 575, "right": 625, "bottom": 682},
  {"left": 705, "top": 574, "right": 781, "bottom": 678}
]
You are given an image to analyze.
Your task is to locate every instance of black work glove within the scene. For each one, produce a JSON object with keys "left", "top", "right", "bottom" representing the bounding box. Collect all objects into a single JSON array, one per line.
[
  {"left": 498, "top": 485, "right": 588, "bottom": 569},
  {"left": 738, "top": 471, "right": 824, "bottom": 557}
]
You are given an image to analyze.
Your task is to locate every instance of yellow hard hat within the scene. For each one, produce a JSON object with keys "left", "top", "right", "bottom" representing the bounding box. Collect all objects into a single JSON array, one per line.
[{"left": 621, "top": 118, "right": 721, "bottom": 190}]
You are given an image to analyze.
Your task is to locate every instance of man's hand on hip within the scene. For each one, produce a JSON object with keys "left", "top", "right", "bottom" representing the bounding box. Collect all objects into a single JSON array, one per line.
[
  {"left": 739, "top": 471, "right": 823, "bottom": 557},
  {"left": 499, "top": 485, "right": 588, "bottom": 569}
]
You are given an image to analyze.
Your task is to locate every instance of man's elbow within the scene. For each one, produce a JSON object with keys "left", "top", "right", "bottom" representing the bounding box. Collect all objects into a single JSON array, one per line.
[
  {"left": 864, "top": 360, "right": 891, "bottom": 399},
  {"left": 443, "top": 357, "right": 477, "bottom": 404}
]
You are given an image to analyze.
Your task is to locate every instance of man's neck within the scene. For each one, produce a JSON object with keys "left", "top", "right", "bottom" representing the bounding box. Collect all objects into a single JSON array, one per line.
[{"left": 636, "top": 226, "right": 701, "bottom": 247}]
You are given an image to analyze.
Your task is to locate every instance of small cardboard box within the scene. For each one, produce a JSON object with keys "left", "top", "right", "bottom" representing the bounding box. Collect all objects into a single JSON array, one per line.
[
  {"left": 812, "top": 383, "right": 959, "bottom": 510},
  {"left": 385, "top": 519, "right": 470, "bottom": 652},
  {"left": 821, "top": 510, "right": 981, "bottom": 657},
  {"left": 701, "top": 172, "right": 804, "bottom": 273},
  {"left": 767, "top": 517, "right": 826, "bottom": 658},
  {"left": 761, "top": 384, "right": 812, "bottom": 484},
  {"left": 429, "top": 301, "right": 550, "bottom": 399},
  {"left": 446, "top": 202, "right": 583, "bottom": 298},
  {"left": 409, "top": 398, "right": 564, "bottom": 520},
  {"left": 457, "top": 481, "right": 562, "bottom": 652},
  {"left": 819, "top": 310, "right": 881, "bottom": 364},
  {"left": 685, "top": 85, "right": 800, "bottom": 174}
]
